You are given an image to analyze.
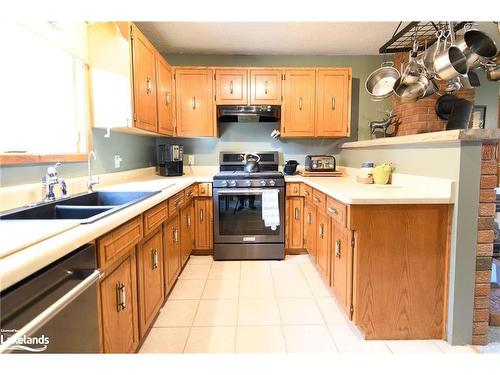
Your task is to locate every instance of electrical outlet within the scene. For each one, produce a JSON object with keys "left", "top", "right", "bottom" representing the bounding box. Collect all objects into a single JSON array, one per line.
[
  {"left": 187, "top": 154, "right": 195, "bottom": 166},
  {"left": 114, "top": 154, "right": 122, "bottom": 168}
]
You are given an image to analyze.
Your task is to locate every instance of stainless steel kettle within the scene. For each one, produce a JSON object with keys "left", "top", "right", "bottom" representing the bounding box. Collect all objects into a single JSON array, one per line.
[{"left": 243, "top": 153, "right": 260, "bottom": 173}]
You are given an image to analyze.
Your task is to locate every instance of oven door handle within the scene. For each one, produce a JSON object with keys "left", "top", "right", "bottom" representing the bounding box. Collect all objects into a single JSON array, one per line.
[
  {"left": 0, "top": 269, "right": 102, "bottom": 354},
  {"left": 216, "top": 189, "right": 280, "bottom": 195}
]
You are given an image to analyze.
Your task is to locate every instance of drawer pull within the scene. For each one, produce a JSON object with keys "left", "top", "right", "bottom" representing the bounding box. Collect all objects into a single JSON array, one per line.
[
  {"left": 116, "top": 282, "right": 126, "bottom": 312},
  {"left": 230, "top": 80, "right": 234, "bottom": 94},
  {"left": 335, "top": 240, "right": 341, "bottom": 258},
  {"left": 305, "top": 191, "right": 310, "bottom": 196},
  {"left": 151, "top": 248, "right": 159, "bottom": 270},
  {"left": 328, "top": 207, "right": 338, "bottom": 215},
  {"left": 264, "top": 80, "right": 268, "bottom": 95},
  {"left": 187, "top": 191, "right": 193, "bottom": 197},
  {"left": 175, "top": 199, "right": 183, "bottom": 207},
  {"left": 294, "top": 207, "right": 299, "bottom": 221},
  {"left": 314, "top": 196, "right": 321, "bottom": 203}
]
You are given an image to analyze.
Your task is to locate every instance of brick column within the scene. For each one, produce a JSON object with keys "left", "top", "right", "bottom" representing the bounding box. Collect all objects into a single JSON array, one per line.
[{"left": 472, "top": 142, "right": 497, "bottom": 345}]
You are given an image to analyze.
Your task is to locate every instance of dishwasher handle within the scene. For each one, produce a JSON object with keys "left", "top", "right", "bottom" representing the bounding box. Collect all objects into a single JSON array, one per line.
[{"left": 0, "top": 269, "right": 102, "bottom": 354}]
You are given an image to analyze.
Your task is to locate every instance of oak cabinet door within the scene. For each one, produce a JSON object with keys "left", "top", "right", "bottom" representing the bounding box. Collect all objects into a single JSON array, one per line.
[
  {"left": 249, "top": 69, "right": 282, "bottom": 105},
  {"left": 175, "top": 68, "right": 214, "bottom": 137},
  {"left": 304, "top": 200, "right": 317, "bottom": 262},
  {"left": 180, "top": 202, "right": 194, "bottom": 266},
  {"left": 100, "top": 253, "right": 139, "bottom": 353},
  {"left": 316, "top": 209, "right": 330, "bottom": 280},
  {"left": 332, "top": 223, "right": 351, "bottom": 312},
  {"left": 282, "top": 70, "right": 316, "bottom": 137},
  {"left": 216, "top": 69, "right": 248, "bottom": 104},
  {"left": 156, "top": 54, "right": 174, "bottom": 136},
  {"left": 164, "top": 215, "right": 181, "bottom": 292},
  {"left": 131, "top": 25, "right": 157, "bottom": 132},
  {"left": 194, "top": 198, "right": 213, "bottom": 250},
  {"left": 137, "top": 229, "right": 164, "bottom": 337},
  {"left": 286, "top": 197, "right": 304, "bottom": 249},
  {"left": 316, "top": 69, "right": 351, "bottom": 137}
]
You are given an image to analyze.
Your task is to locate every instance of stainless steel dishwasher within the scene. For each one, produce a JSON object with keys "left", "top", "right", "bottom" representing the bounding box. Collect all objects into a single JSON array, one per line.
[{"left": 0, "top": 244, "right": 101, "bottom": 353}]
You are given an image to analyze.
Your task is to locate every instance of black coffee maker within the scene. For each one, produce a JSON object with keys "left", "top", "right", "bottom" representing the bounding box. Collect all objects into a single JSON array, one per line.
[{"left": 159, "top": 144, "right": 183, "bottom": 176}]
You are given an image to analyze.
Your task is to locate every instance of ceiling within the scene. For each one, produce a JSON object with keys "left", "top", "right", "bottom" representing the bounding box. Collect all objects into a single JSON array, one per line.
[{"left": 136, "top": 22, "right": 406, "bottom": 55}]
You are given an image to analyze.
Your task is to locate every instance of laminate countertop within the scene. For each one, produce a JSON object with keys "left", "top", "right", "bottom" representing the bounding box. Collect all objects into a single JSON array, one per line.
[{"left": 0, "top": 170, "right": 454, "bottom": 291}]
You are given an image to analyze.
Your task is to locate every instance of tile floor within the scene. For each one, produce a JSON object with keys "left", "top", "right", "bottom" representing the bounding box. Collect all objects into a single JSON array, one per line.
[{"left": 139, "top": 254, "right": 477, "bottom": 354}]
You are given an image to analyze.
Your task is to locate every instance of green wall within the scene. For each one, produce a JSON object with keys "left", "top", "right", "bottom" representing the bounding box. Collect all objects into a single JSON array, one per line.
[{"left": 474, "top": 70, "right": 499, "bottom": 129}]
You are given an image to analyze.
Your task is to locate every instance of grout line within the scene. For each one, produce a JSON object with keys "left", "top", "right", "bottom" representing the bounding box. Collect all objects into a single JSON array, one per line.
[{"left": 270, "top": 262, "right": 288, "bottom": 353}]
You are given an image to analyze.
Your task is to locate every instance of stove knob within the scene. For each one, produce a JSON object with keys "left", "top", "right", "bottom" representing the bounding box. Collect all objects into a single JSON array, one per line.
[
  {"left": 269, "top": 180, "right": 276, "bottom": 186},
  {"left": 221, "top": 180, "right": 228, "bottom": 187},
  {"left": 229, "top": 180, "right": 237, "bottom": 187},
  {"left": 260, "top": 180, "right": 266, "bottom": 186},
  {"left": 245, "top": 180, "right": 252, "bottom": 186}
]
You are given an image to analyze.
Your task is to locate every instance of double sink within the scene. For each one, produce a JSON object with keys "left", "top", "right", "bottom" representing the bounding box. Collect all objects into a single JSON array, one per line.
[{"left": 0, "top": 190, "right": 161, "bottom": 224}]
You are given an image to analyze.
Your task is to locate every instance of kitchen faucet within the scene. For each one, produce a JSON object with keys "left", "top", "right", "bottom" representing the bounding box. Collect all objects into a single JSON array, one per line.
[
  {"left": 42, "top": 162, "right": 67, "bottom": 202},
  {"left": 87, "top": 151, "right": 99, "bottom": 192}
]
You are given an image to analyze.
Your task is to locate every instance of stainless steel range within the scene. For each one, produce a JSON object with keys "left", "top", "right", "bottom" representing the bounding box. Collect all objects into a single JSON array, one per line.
[{"left": 213, "top": 151, "right": 285, "bottom": 260}]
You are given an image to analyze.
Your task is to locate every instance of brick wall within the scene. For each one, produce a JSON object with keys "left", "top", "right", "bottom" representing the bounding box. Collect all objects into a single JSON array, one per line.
[
  {"left": 472, "top": 142, "right": 498, "bottom": 345},
  {"left": 392, "top": 53, "right": 476, "bottom": 136}
]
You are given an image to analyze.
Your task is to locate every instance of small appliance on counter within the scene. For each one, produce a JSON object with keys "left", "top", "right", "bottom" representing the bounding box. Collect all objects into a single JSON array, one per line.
[
  {"left": 284, "top": 160, "right": 299, "bottom": 175},
  {"left": 158, "top": 144, "right": 183, "bottom": 176},
  {"left": 305, "top": 155, "right": 336, "bottom": 172}
]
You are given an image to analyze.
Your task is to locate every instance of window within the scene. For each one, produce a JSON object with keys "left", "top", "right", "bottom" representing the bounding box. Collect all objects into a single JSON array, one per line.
[{"left": 1, "top": 23, "right": 90, "bottom": 161}]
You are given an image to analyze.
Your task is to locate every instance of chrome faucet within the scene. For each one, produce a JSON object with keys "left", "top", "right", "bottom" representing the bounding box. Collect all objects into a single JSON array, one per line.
[
  {"left": 87, "top": 151, "right": 99, "bottom": 192},
  {"left": 42, "top": 162, "right": 67, "bottom": 202}
]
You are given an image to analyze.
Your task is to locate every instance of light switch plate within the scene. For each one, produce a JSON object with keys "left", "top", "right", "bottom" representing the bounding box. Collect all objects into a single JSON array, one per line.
[
  {"left": 187, "top": 154, "right": 195, "bottom": 166},
  {"left": 114, "top": 154, "right": 122, "bottom": 168}
]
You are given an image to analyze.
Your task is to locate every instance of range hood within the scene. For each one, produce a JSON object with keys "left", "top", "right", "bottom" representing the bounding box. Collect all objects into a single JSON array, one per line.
[{"left": 217, "top": 105, "right": 280, "bottom": 123}]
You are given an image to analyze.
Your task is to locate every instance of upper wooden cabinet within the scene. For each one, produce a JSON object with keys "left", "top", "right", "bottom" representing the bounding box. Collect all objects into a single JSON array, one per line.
[
  {"left": 282, "top": 69, "right": 316, "bottom": 137},
  {"left": 215, "top": 69, "right": 248, "bottom": 105},
  {"left": 316, "top": 68, "right": 352, "bottom": 137},
  {"left": 156, "top": 53, "right": 175, "bottom": 136},
  {"left": 250, "top": 69, "right": 282, "bottom": 105},
  {"left": 174, "top": 68, "right": 215, "bottom": 137}
]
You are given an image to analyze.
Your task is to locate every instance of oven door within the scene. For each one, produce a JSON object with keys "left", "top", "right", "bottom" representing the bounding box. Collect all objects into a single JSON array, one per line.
[{"left": 213, "top": 187, "right": 285, "bottom": 244}]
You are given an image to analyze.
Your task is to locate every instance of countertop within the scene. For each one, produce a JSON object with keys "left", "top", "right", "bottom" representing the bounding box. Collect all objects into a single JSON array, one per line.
[{"left": 0, "top": 169, "right": 454, "bottom": 291}]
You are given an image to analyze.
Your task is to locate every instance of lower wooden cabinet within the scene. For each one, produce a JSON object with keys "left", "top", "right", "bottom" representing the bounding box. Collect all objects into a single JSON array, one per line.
[
  {"left": 180, "top": 200, "right": 195, "bottom": 266},
  {"left": 99, "top": 251, "right": 139, "bottom": 353},
  {"left": 303, "top": 200, "right": 317, "bottom": 262},
  {"left": 164, "top": 214, "right": 181, "bottom": 293},
  {"left": 194, "top": 197, "right": 213, "bottom": 251},
  {"left": 315, "top": 207, "right": 330, "bottom": 280},
  {"left": 137, "top": 229, "right": 164, "bottom": 337},
  {"left": 285, "top": 196, "right": 304, "bottom": 251}
]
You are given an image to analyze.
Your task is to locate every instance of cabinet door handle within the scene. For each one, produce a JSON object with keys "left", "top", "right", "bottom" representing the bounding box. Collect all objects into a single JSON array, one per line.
[
  {"left": 229, "top": 80, "right": 234, "bottom": 94},
  {"left": 164, "top": 90, "right": 170, "bottom": 105},
  {"left": 200, "top": 208, "right": 204, "bottom": 223},
  {"left": 116, "top": 282, "right": 126, "bottom": 312},
  {"left": 298, "top": 97, "right": 303, "bottom": 110},
  {"left": 307, "top": 212, "right": 312, "bottom": 225},
  {"left": 294, "top": 186, "right": 298, "bottom": 194},
  {"left": 331, "top": 97, "right": 336, "bottom": 110},
  {"left": 151, "top": 248, "right": 159, "bottom": 269},
  {"left": 328, "top": 207, "right": 338, "bottom": 215},
  {"left": 201, "top": 187, "right": 206, "bottom": 194},
  {"left": 264, "top": 80, "right": 268, "bottom": 95},
  {"left": 174, "top": 228, "right": 178, "bottom": 243},
  {"left": 335, "top": 239, "right": 341, "bottom": 258},
  {"left": 294, "top": 207, "right": 299, "bottom": 221},
  {"left": 146, "top": 77, "right": 152, "bottom": 95},
  {"left": 187, "top": 191, "right": 193, "bottom": 197},
  {"left": 319, "top": 223, "right": 324, "bottom": 239},
  {"left": 187, "top": 214, "right": 191, "bottom": 227},
  {"left": 191, "top": 97, "right": 197, "bottom": 109}
]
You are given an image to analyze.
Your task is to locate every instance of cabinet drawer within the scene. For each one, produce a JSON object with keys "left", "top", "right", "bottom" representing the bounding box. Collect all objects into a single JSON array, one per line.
[
  {"left": 287, "top": 183, "right": 301, "bottom": 196},
  {"left": 326, "top": 197, "right": 347, "bottom": 227},
  {"left": 143, "top": 201, "right": 167, "bottom": 236},
  {"left": 197, "top": 183, "right": 212, "bottom": 197},
  {"left": 98, "top": 216, "right": 143, "bottom": 269},
  {"left": 300, "top": 183, "right": 313, "bottom": 201},
  {"left": 184, "top": 184, "right": 196, "bottom": 201},
  {"left": 312, "top": 189, "right": 326, "bottom": 209},
  {"left": 168, "top": 191, "right": 185, "bottom": 216}
]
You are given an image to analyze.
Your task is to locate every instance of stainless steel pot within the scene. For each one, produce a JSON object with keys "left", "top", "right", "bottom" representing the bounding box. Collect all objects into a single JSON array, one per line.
[
  {"left": 433, "top": 46, "right": 468, "bottom": 80},
  {"left": 422, "top": 78, "right": 439, "bottom": 98},
  {"left": 393, "top": 76, "right": 428, "bottom": 103},
  {"left": 365, "top": 62, "right": 400, "bottom": 101},
  {"left": 455, "top": 29, "right": 498, "bottom": 68}
]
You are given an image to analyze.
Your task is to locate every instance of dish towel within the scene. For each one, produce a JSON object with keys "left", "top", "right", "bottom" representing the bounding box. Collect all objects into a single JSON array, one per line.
[{"left": 261, "top": 189, "right": 280, "bottom": 230}]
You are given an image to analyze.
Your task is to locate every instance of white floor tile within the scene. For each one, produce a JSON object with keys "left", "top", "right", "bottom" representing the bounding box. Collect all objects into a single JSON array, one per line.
[
  {"left": 154, "top": 300, "right": 199, "bottom": 327},
  {"left": 284, "top": 254, "right": 311, "bottom": 264},
  {"left": 277, "top": 298, "right": 325, "bottom": 325},
  {"left": 139, "top": 327, "right": 190, "bottom": 353},
  {"left": 299, "top": 262, "right": 321, "bottom": 278},
  {"left": 283, "top": 325, "right": 337, "bottom": 353},
  {"left": 239, "top": 278, "right": 276, "bottom": 298},
  {"left": 327, "top": 324, "right": 391, "bottom": 354},
  {"left": 433, "top": 340, "right": 476, "bottom": 354},
  {"left": 236, "top": 326, "right": 286, "bottom": 353},
  {"left": 238, "top": 298, "right": 281, "bottom": 325},
  {"left": 315, "top": 297, "right": 349, "bottom": 324},
  {"left": 306, "top": 277, "right": 334, "bottom": 297},
  {"left": 178, "top": 264, "right": 211, "bottom": 280},
  {"left": 208, "top": 261, "right": 241, "bottom": 279},
  {"left": 188, "top": 255, "right": 213, "bottom": 265},
  {"left": 168, "top": 279, "right": 206, "bottom": 300},
  {"left": 184, "top": 326, "right": 236, "bottom": 353},
  {"left": 193, "top": 299, "right": 238, "bottom": 326},
  {"left": 202, "top": 279, "right": 240, "bottom": 299},
  {"left": 273, "top": 276, "right": 313, "bottom": 298},
  {"left": 270, "top": 262, "right": 304, "bottom": 279},
  {"left": 385, "top": 340, "right": 445, "bottom": 354},
  {"left": 240, "top": 261, "right": 272, "bottom": 278}
]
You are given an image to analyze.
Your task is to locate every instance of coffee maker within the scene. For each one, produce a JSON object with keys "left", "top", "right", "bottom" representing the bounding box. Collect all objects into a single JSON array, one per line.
[{"left": 158, "top": 144, "right": 183, "bottom": 176}]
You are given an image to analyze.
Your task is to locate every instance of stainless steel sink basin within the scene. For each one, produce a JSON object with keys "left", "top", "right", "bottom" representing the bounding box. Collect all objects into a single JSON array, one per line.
[{"left": 0, "top": 191, "right": 160, "bottom": 224}]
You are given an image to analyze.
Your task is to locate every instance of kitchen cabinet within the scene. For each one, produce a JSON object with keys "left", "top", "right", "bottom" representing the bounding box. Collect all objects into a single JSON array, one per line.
[
  {"left": 137, "top": 229, "right": 164, "bottom": 337},
  {"left": 156, "top": 53, "right": 175, "bottom": 136},
  {"left": 174, "top": 68, "right": 215, "bottom": 137},
  {"left": 281, "top": 69, "right": 316, "bottom": 137},
  {"left": 285, "top": 196, "right": 304, "bottom": 252},
  {"left": 99, "top": 251, "right": 139, "bottom": 353},
  {"left": 316, "top": 68, "right": 352, "bottom": 137},
  {"left": 215, "top": 69, "right": 248, "bottom": 105},
  {"left": 194, "top": 197, "right": 213, "bottom": 251},
  {"left": 180, "top": 201, "right": 195, "bottom": 266},
  {"left": 163, "top": 214, "right": 181, "bottom": 293},
  {"left": 249, "top": 69, "right": 282, "bottom": 105},
  {"left": 315, "top": 207, "right": 330, "bottom": 281},
  {"left": 303, "top": 200, "right": 317, "bottom": 262}
]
